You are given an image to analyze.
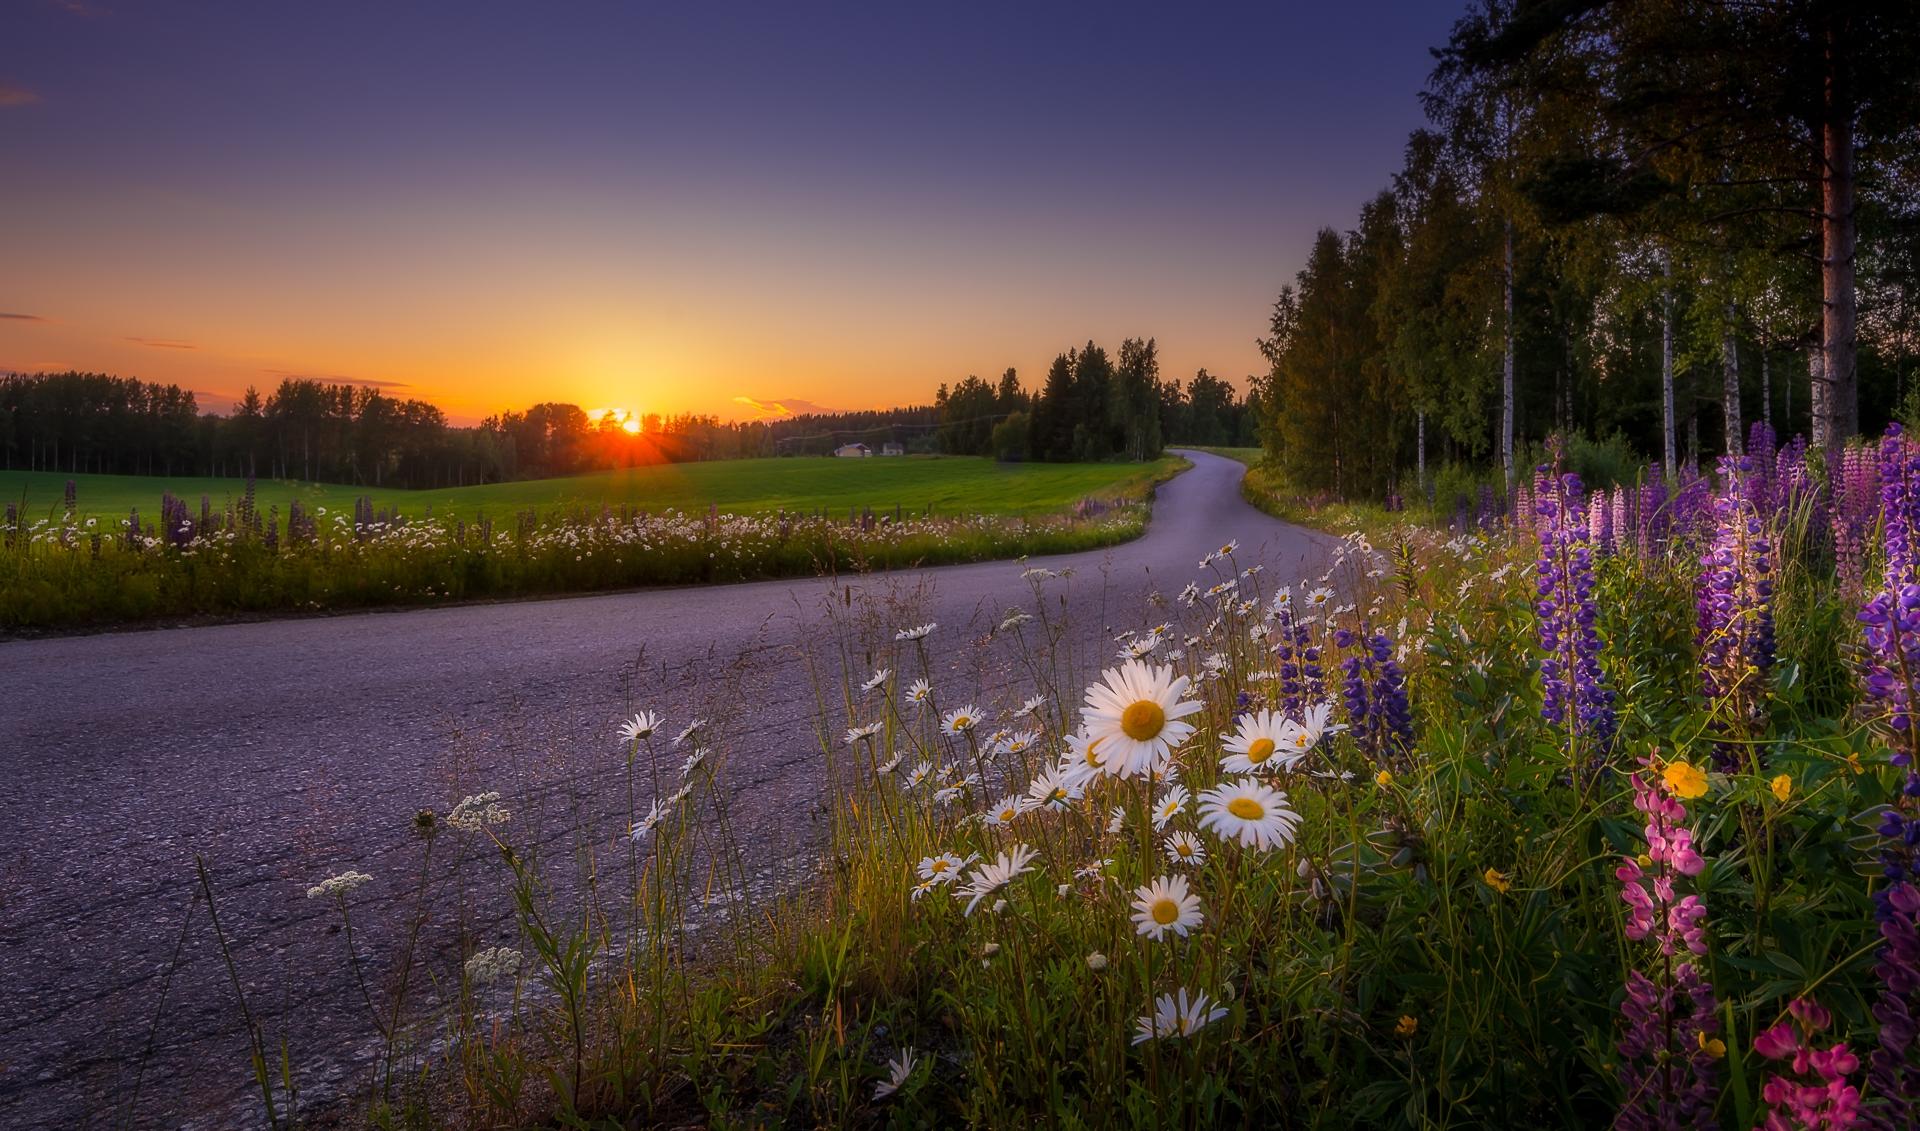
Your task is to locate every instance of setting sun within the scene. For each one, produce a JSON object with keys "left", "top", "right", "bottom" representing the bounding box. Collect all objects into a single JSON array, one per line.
[{"left": 621, "top": 417, "right": 642, "bottom": 435}]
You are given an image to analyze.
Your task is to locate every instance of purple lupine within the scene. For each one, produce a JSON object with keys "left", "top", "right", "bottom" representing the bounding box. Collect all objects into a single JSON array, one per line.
[
  {"left": 1615, "top": 764, "right": 1721, "bottom": 1130},
  {"left": 1269, "top": 593, "right": 1323, "bottom": 720},
  {"left": 1833, "top": 441, "right": 1882, "bottom": 590},
  {"left": 1880, "top": 426, "right": 1920, "bottom": 591},
  {"left": 1754, "top": 998, "right": 1862, "bottom": 1130},
  {"left": 1334, "top": 625, "right": 1412, "bottom": 761},
  {"left": 1697, "top": 456, "right": 1776, "bottom": 769},
  {"left": 1589, "top": 491, "right": 1614, "bottom": 556},
  {"left": 1534, "top": 465, "right": 1617, "bottom": 756},
  {"left": 1867, "top": 880, "right": 1920, "bottom": 1130},
  {"left": 1637, "top": 464, "right": 1670, "bottom": 559}
]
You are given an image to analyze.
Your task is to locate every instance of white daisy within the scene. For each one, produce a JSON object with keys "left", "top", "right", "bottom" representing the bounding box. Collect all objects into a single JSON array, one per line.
[
  {"left": 1078, "top": 660, "right": 1203, "bottom": 779},
  {"left": 673, "top": 718, "right": 705, "bottom": 746},
  {"left": 895, "top": 623, "right": 937, "bottom": 641},
  {"left": 957, "top": 844, "right": 1039, "bottom": 915},
  {"left": 1163, "top": 830, "right": 1208, "bottom": 867},
  {"left": 845, "top": 721, "right": 884, "bottom": 745},
  {"left": 874, "top": 1048, "right": 918, "bottom": 1101},
  {"left": 941, "top": 706, "right": 982, "bottom": 736},
  {"left": 905, "top": 761, "right": 933, "bottom": 788},
  {"left": 1020, "top": 695, "right": 1048, "bottom": 717},
  {"left": 1025, "top": 764, "right": 1081, "bottom": 811},
  {"left": 1059, "top": 731, "right": 1111, "bottom": 788},
  {"left": 1306, "top": 587, "right": 1334, "bottom": 610},
  {"left": 1001, "top": 729, "right": 1039, "bottom": 755},
  {"left": 906, "top": 678, "right": 933, "bottom": 706},
  {"left": 1178, "top": 581, "right": 1201, "bottom": 606},
  {"left": 1075, "top": 858, "right": 1113, "bottom": 881},
  {"left": 1130, "top": 873, "right": 1204, "bottom": 940},
  {"left": 1295, "top": 701, "right": 1346, "bottom": 747},
  {"left": 1106, "top": 805, "right": 1127, "bottom": 835},
  {"left": 1221, "top": 710, "right": 1299, "bottom": 774},
  {"left": 860, "top": 668, "right": 892, "bottom": 693},
  {"left": 679, "top": 747, "right": 709, "bottom": 777},
  {"left": 980, "top": 794, "right": 1034, "bottom": 828},
  {"left": 916, "top": 851, "right": 972, "bottom": 884},
  {"left": 876, "top": 753, "right": 903, "bottom": 775},
  {"left": 629, "top": 798, "right": 671, "bottom": 841},
  {"left": 1216, "top": 539, "right": 1239, "bottom": 558},
  {"left": 1152, "top": 784, "right": 1190, "bottom": 830},
  {"left": 1197, "top": 779, "right": 1300, "bottom": 851},
  {"left": 1132, "top": 987, "right": 1230, "bottom": 1045},
  {"left": 910, "top": 878, "right": 941, "bottom": 901},
  {"left": 618, "top": 711, "right": 662, "bottom": 743}
]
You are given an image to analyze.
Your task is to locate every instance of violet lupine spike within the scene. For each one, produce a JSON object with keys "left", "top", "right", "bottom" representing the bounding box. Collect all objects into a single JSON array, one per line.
[
  {"left": 1833, "top": 442, "right": 1882, "bottom": 590},
  {"left": 1533, "top": 466, "right": 1617, "bottom": 756},
  {"left": 1333, "top": 625, "right": 1412, "bottom": 762},
  {"left": 1881, "top": 426, "right": 1920, "bottom": 592},
  {"left": 1755, "top": 997, "right": 1865, "bottom": 1130},
  {"left": 1614, "top": 765, "right": 1721, "bottom": 1131},
  {"left": 1696, "top": 456, "right": 1776, "bottom": 770},
  {"left": 1269, "top": 595, "right": 1322, "bottom": 721}
]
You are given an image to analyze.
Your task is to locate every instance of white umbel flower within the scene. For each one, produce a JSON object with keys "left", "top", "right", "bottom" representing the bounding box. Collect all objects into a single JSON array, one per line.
[
  {"left": 464, "top": 946, "right": 522, "bottom": 986},
  {"left": 1197, "top": 779, "right": 1300, "bottom": 851},
  {"left": 956, "top": 844, "right": 1038, "bottom": 915},
  {"left": 306, "top": 870, "right": 373, "bottom": 899},
  {"left": 1132, "top": 986, "right": 1229, "bottom": 1044},
  {"left": 1079, "top": 660, "right": 1202, "bottom": 778},
  {"left": 1130, "top": 873, "right": 1204, "bottom": 940}
]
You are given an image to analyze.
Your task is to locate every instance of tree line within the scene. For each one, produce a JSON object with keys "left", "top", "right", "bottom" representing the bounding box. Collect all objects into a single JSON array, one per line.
[
  {"left": 932, "top": 339, "right": 1260, "bottom": 462},
  {"left": 1258, "top": 0, "right": 1920, "bottom": 501},
  {"left": 0, "top": 371, "right": 944, "bottom": 487}
]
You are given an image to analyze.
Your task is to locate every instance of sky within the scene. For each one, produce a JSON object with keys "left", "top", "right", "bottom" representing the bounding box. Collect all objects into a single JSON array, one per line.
[{"left": 0, "top": 1, "right": 1462, "bottom": 424}]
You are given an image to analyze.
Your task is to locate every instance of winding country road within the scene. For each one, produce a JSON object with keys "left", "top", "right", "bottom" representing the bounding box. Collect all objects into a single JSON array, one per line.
[{"left": 0, "top": 449, "right": 1333, "bottom": 1128}]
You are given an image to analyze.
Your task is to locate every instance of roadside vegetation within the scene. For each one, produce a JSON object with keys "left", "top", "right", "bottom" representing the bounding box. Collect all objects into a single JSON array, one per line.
[
  {"left": 0, "top": 456, "right": 1183, "bottom": 630},
  {"left": 162, "top": 421, "right": 1920, "bottom": 1128}
]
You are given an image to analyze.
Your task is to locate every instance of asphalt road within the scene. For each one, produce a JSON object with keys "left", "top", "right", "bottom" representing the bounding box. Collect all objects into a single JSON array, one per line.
[{"left": 0, "top": 449, "right": 1334, "bottom": 1128}]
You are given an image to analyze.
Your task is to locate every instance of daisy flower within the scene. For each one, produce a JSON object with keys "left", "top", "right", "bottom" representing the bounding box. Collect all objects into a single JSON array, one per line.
[
  {"left": 1078, "top": 660, "right": 1202, "bottom": 779},
  {"left": 916, "top": 851, "right": 972, "bottom": 884},
  {"left": 1178, "top": 581, "right": 1201, "bottom": 606},
  {"left": 905, "top": 761, "right": 933, "bottom": 788},
  {"left": 1294, "top": 701, "right": 1346, "bottom": 749},
  {"left": 629, "top": 798, "right": 671, "bottom": 841},
  {"left": 1152, "top": 785, "right": 1190, "bottom": 830},
  {"left": 1132, "top": 987, "right": 1229, "bottom": 1045},
  {"left": 910, "top": 879, "right": 940, "bottom": 901},
  {"left": 1163, "top": 831, "right": 1207, "bottom": 867},
  {"left": 876, "top": 753, "right": 903, "bottom": 775},
  {"left": 1130, "top": 873, "right": 1204, "bottom": 940},
  {"left": 1216, "top": 539, "right": 1239, "bottom": 558},
  {"left": 1197, "top": 779, "right": 1300, "bottom": 851},
  {"left": 860, "top": 668, "right": 891, "bottom": 693},
  {"left": 1305, "top": 587, "right": 1334, "bottom": 611},
  {"left": 673, "top": 718, "right": 705, "bottom": 746},
  {"left": 1106, "top": 806, "right": 1127, "bottom": 835},
  {"left": 1025, "top": 764, "right": 1080, "bottom": 811},
  {"left": 895, "top": 623, "right": 937, "bottom": 641},
  {"left": 957, "top": 844, "right": 1038, "bottom": 915},
  {"left": 1059, "top": 731, "right": 1111, "bottom": 787},
  {"left": 844, "top": 722, "right": 884, "bottom": 745},
  {"left": 1019, "top": 695, "right": 1048, "bottom": 717},
  {"left": 906, "top": 679, "right": 933, "bottom": 706},
  {"left": 941, "top": 706, "right": 982, "bottom": 735},
  {"left": 1221, "top": 709, "right": 1298, "bottom": 774},
  {"left": 980, "top": 794, "right": 1034, "bottom": 828},
  {"left": 874, "top": 1048, "right": 919, "bottom": 1101},
  {"left": 618, "top": 711, "right": 662, "bottom": 743},
  {"left": 1001, "top": 729, "right": 1038, "bottom": 755},
  {"left": 679, "top": 747, "right": 708, "bottom": 777},
  {"left": 1074, "top": 858, "right": 1113, "bottom": 881}
]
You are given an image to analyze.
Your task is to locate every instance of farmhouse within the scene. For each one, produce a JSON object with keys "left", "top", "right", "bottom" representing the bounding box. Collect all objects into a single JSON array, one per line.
[{"left": 833, "top": 443, "right": 871, "bottom": 458}]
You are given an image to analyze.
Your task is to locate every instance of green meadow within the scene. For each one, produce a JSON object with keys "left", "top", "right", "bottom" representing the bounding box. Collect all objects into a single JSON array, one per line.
[{"left": 0, "top": 455, "right": 1181, "bottom": 524}]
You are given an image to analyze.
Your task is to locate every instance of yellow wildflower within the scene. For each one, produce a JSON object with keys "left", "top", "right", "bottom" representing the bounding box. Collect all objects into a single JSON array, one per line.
[
  {"left": 1770, "top": 774, "right": 1792, "bottom": 803},
  {"left": 1661, "top": 761, "right": 1709, "bottom": 800},
  {"left": 1846, "top": 752, "right": 1866, "bottom": 775},
  {"left": 1698, "top": 1031, "right": 1726, "bottom": 1059},
  {"left": 1375, "top": 769, "right": 1394, "bottom": 787},
  {"left": 1483, "top": 867, "right": 1511, "bottom": 894},
  {"left": 1394, "top": 1015, "right": 1418, "bottom": 1037}
]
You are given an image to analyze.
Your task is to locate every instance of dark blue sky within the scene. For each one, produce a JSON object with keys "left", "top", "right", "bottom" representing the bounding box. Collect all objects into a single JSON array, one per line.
[{"left": 2, "top": 1, "right": 1464, "bottom": 420}]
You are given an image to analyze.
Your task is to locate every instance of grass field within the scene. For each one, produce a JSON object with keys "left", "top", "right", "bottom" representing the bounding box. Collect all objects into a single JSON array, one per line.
[{"left": 0, "top": 456, "right": 1179, "bottom": 523}]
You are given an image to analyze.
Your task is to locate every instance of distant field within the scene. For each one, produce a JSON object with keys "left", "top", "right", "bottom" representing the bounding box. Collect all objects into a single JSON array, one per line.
[
  {"left": 0, "top": 455, "right": 1182, "bottom": 523},
  {"left": 1179, "top": 445, "right": 1262, "bottom": 466}
]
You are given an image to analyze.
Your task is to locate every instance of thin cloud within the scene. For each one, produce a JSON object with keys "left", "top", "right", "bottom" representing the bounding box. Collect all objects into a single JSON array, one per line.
[
  {"left": 126, "top": 336, "right": 197, "bottom": 350},
  {"left": 262, "top": 368, "right": 410, "bottom": 389},
  {"left": 0, "top": 83, "right": 39, "bottom": 108},
  {"left": 0, "top": 312, "right": 48, "bottom": 322},
  {"left": 734, "top": 395, "right": 834, "bottom": 420}
]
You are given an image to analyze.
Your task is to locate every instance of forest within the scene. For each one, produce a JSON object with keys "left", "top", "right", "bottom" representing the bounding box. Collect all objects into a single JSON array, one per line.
[{"left": 1257, "top": 0, "right": 1920, "bottom": 501}]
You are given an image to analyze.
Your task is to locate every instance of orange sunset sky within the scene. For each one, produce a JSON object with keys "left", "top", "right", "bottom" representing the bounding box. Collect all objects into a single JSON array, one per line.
[{"left": 1, "top": 3, "right": 1456, "bottom": 425}]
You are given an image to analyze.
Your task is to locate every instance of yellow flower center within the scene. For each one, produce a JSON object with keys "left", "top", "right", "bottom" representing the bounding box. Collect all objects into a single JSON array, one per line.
[
  {"left": 930, "top": 860, "right": 949, "bottom": 873},
  {"left": 1292, "top": 733, "right": 1310, "bottom": 749},
  {"left": 953, "top": 715, "right": 971, "bottom": 729},
  {"left": 1121, "top": 700, "right": 1166, "bottom": 741},
  {"left": 1227, "top": 796, "right": 1264, "bottom": 820},
  {"left": 1083, "top": 737, "right": 1106, "bottom": 767},
  {"left": 1000, "top": 809, "right": 1016, "bottom": 822},
  {"left": 1151, "top": 898, "right": 1179, "bottom": 925},
  {"left": 1246, "top": 737, "right": 1276, "bottom": 764}
]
